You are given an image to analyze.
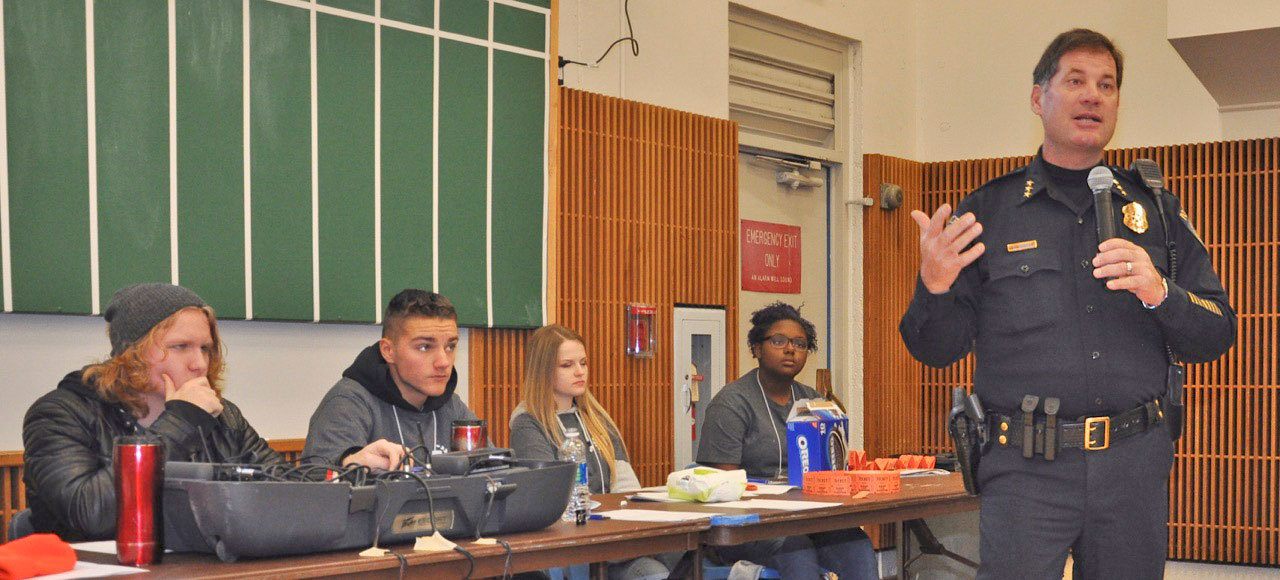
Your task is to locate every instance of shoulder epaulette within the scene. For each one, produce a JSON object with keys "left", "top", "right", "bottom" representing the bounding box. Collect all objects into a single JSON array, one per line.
[{"left": 975, "top": 164, "right": 1029, "bottom": 191}]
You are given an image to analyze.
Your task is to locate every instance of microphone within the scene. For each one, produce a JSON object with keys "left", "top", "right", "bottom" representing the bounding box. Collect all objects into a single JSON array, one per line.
[{"left": 1088, "top": 166, "right": 1117, "bottom": 242}]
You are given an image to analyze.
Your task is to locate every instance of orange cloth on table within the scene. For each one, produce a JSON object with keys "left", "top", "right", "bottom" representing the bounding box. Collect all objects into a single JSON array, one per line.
[{"left": 0, "top": 534, "right": 77, "bottom": 580}]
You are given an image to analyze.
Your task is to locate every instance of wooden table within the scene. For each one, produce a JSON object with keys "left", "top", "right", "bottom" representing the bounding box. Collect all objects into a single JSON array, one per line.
[
  {"left": 79, "top": 473, "right": 977, "bottom": 579},
  {"left": 79, "top": 516, "right": 705, "bottom": 579},
  {"left": 618, "top": 472, "right": 978, "bottom": 577},
  {"left": 705, "top": 473, "right": 977, "bottom": 546}
]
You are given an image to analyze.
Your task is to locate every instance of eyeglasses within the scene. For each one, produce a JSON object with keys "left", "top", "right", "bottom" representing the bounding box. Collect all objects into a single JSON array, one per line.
[{"left": 764, "top": 334, "right": 809, "bottom": 350}]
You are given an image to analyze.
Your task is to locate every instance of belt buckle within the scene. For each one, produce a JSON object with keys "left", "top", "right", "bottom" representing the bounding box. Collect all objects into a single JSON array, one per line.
[{"left": 1084, "top": 416, "right": 1111, "bottom": 451}]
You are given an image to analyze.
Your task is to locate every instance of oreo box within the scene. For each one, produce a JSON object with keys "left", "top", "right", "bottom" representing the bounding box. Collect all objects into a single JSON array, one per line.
[{"left": 786, "top": 399, "right": 849, "bottom": 486}]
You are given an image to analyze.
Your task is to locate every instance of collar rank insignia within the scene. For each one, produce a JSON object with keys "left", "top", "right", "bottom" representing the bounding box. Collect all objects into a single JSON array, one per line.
[
  {"left": 1112, "top": 179, "right": 1130, "bottom": 199},
  {"left": 1123, "top": 202, "right": 1148, "bottom": 234}
]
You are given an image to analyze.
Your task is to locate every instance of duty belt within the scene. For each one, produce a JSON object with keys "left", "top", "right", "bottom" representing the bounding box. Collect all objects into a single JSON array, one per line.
[{"left": 991, "top": 398, "right": 1165, "bottom": 459}]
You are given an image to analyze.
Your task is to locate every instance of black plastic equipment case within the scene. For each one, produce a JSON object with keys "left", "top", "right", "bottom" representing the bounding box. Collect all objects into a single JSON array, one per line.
[{"left": 162, "top": 459, "right": 575, "bottom": 562}]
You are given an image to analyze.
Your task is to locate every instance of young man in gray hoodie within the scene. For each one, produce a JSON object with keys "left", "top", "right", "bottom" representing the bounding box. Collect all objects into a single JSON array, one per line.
[{"left": 304, "top": 289, "right": 480, "bottom": 469}]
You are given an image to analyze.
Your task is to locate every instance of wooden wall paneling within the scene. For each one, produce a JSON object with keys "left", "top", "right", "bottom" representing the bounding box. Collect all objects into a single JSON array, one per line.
[
  {"left": 1177, "top": 141, "right": 1198, "bottom": 560},
  {"left": 861, "top": 154, "right": 928, "bottom": 458},
  {"left": 864, "top": 138, "right": 1279, "bottom": 565},
  {"left": 863, "top": 153, "right": 886, "bottom": 457},
  {"left": 1270, "top": 137, "right": 1279, "bottom": 566}
]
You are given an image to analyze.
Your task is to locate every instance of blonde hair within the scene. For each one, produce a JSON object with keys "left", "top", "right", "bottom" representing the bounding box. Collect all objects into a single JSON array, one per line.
[
  {"left": 83, "top": 305, "right": 225, "bottom": 419},
  {"left": 520, "top": 324, "right": 622, "bottom": 487}
]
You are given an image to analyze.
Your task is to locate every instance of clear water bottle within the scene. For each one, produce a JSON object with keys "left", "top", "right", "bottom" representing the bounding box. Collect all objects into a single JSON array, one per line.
[{"left": 559, "top": 428, "right": 590, "bottom": 524}]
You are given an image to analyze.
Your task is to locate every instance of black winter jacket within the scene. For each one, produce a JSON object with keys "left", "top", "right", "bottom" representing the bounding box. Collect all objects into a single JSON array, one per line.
[{"left": 22, "top": 370, "right": 283, "bottom": 541}]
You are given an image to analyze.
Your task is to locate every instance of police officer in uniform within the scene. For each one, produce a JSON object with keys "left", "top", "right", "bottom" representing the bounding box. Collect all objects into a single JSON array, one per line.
[{"left": 899, "top": 29, "right": 1235, "bottom": 579}]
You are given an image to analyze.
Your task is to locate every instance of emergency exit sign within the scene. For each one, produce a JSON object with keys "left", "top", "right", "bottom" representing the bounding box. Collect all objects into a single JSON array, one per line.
[{"left": 740, "top": 219, "right": 801, "bottom": 293}]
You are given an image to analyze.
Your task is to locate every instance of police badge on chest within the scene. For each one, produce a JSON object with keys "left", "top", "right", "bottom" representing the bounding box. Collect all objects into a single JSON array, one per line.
[{"left": 1123, "top": 201, "right": 1148, "bottom": 234}]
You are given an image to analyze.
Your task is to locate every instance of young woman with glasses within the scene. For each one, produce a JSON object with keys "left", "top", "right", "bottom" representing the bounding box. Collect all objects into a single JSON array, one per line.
[{"left": 697, "top": 302, "right": 877, "bottom": 579}]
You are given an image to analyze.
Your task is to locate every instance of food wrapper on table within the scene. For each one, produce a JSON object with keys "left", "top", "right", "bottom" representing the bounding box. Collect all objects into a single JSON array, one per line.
[{"left": 666, "top": 466, "right": 747, "bottom": 502}]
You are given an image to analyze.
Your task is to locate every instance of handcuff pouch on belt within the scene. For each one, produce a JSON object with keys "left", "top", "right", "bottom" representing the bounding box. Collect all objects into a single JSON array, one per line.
[
  {"left": 1020, "top": 395, "right": 1039, "bottom": 459},
  {"left": 947, "top": 387, "right": 988, "bottom": 495},
  {"left": 1042, "top": 397, "right": 1060, "bottom": 461}
]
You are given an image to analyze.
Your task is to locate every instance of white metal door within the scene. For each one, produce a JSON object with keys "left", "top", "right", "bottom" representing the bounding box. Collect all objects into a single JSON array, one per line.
[
  {"left": 672, "top": 307, "right": 727, "bottom": 470},
  {"left": 737, "top": 148, "right": 830, "bottom": 388}
]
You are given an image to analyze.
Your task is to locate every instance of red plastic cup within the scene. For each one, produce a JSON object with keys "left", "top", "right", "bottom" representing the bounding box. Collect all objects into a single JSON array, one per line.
[{"left": 114, "top": 435, "right": 164, "bottom": 566}]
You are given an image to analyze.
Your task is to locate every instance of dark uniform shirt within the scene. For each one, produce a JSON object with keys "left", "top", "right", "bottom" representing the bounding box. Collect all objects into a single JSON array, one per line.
[{"left": 900, "top": 153, "right": 1235, "bottom": 419}]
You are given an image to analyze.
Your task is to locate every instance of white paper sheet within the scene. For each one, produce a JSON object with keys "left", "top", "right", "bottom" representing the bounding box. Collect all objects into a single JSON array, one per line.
[
  {"left": 72, "top": 541, "right": 172, "bottom": 556},
  {"left": 630, "top": 483, "right": 795, "bottom": 502},
  {"left": 40, "top": 561, "right": 146, "bottom": 578},
  {"left": 710, "top": 499, "right": 841, "bottom": 511},
  {"left": 899, "top": 468, "right": 950, "bottom": 477},
  {"left": 594, "top": 509, "right": 713, "bottom": 522},
  {"left": 630, "top": 491, "right": 685, "bottom": 502},
  {"left": 70, "top": 541, "right": 119, "bottom": 555}
]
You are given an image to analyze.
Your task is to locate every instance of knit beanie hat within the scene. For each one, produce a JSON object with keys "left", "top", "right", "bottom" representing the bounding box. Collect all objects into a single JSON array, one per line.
[{"left": 105, "top": 283, "right": 207, "bottom": 357}]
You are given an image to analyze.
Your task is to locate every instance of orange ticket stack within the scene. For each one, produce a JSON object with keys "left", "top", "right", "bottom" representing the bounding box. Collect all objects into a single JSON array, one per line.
[{"left": 800, "top": 451, "right": 939, "bottom": 495}]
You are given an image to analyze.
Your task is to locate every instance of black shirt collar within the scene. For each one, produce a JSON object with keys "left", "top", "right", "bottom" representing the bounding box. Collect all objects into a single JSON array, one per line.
[{"left": 1020, "top": 149, "right": 1129, "bottom": 214}]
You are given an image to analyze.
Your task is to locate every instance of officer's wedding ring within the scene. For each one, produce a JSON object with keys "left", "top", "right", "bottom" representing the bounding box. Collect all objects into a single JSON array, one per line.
[{"left": 1125, "top": 261, "right": 1133, "bottom": 275}]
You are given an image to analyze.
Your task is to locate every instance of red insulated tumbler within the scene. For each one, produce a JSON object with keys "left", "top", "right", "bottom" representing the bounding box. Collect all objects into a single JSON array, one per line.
[
  {"left": 114, "top": 435, "right": 164, "bottom": 566},
  {"left": 451, "top": 419, "right": 487, "bottom": 452}
]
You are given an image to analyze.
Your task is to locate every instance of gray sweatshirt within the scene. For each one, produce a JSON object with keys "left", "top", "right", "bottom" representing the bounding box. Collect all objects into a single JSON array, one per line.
[
  {"left": 509, "top": 404, "right": 642, "bottom": 493},
  {"left": 303, "top": 343, "right": 479, "bottom": 466}
]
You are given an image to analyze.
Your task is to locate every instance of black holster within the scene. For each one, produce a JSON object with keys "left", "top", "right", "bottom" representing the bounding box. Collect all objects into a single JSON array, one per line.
[{"left": 948, "top": 388, "right": 988, "bottom": 495}]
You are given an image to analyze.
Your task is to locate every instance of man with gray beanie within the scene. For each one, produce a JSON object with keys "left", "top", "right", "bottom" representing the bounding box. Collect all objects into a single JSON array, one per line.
[{"left": 22, "top": 283, "right": 282, "bottom": 541}]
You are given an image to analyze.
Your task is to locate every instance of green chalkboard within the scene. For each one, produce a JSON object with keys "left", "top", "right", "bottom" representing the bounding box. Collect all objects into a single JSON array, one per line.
[
  {"left": 5, "top": 0, "right": 92, "bottom": 313},
  {"left": 176, "top": 0, "right": 246, "bottom": 318},
  {"left": 492, "top": 51, "right": 545, "bottom": 328},
  {"left": 380, "top": 27, "right": 434, "bottom": 310},
  {"left": 249, "top": 0, "right": 313, "bottom": 321},
  {"left": 317, "top": 13, "right": 376, "bottom": 322},
  {"left": 437, "top": 38, "right": 488, "bottom": 326},
  {"left": 95, "top": 0, "right": 171, "bottom": 308},
  {"left": 2, "top": 0, "right": 547, "bottom": 327}
]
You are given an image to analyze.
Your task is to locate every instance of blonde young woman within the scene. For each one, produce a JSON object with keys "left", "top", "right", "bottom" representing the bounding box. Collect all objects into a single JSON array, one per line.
[
  {"left": 509, "top": 324, "right": 669, "bottom": 580},
  {"left": 509, "top": 324, "right": 640, "bottom": 494}
]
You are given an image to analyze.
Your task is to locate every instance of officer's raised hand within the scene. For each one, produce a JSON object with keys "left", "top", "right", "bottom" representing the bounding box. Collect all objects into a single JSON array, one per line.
[
  {"left": 911, "top": 203, "right": 986, "bottom": 294},
  {"left": 1092, "top": 238, "right": 1166, "bottom": 306}
]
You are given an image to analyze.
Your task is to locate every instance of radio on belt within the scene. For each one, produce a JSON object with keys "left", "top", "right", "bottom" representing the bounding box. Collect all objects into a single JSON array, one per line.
[{"left": 786, "top": 399, "right": 849, "bottom": 485}]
